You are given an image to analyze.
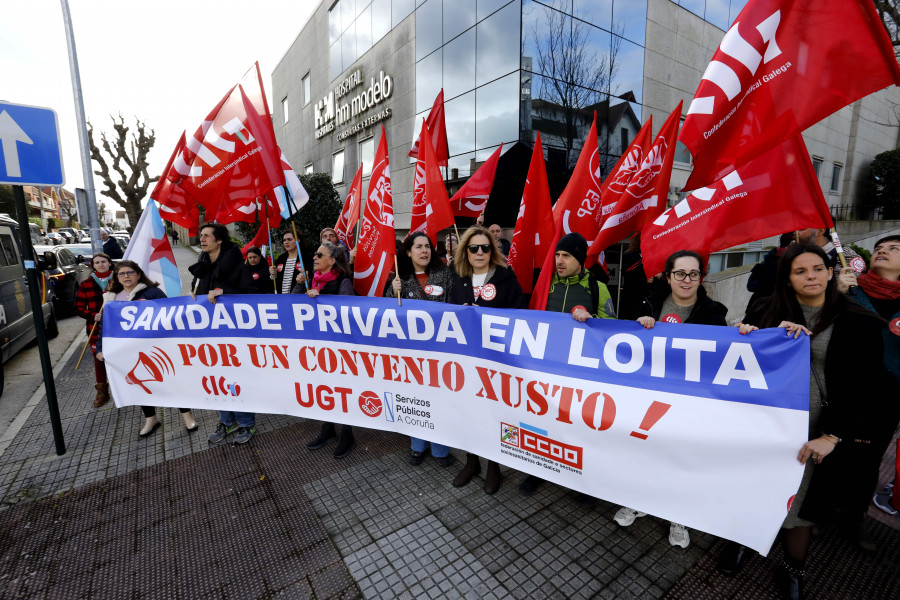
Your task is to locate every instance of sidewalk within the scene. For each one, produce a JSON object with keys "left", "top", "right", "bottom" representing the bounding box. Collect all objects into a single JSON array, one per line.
[{"left": 0, "top": 245, "right": 898, "bottom": 598}]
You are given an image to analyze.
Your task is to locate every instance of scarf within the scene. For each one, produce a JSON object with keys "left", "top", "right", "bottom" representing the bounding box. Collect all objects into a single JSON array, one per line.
[
  {"left": 91, "top": 271, "right": 113, "bottom": 291},
  {"left": 858, "top": 270, "right": 900, "bottom": 300},
  {"left": 312, "top": 269, "right": 339, "bottom": 291}
]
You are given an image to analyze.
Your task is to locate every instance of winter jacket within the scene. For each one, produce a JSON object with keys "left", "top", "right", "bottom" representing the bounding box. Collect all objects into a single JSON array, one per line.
[
  {"left": 74, "top": 277, "right": 108, "bottom": 341},
  {"left": 188, "top": 242, "right": 246, "bottom": 295},
  {"left": 383, "top": 266, "right": 455, "bottom": 303},
  {"left": 849, "top": 287, "right": 900, "bottom": 384},
  {"left": 546, "top": 269, "right": 614, "bottom": 318},
  {"left": 293, "top": 271, "right": 353, "bottom": 296},
  {"left": 635, "top": 284, "right": 727, "bottom": 326},
  {"left": 272, "top": 252, "right": 310, "bottom": 294},
  {"left": 449, "top": 266, "right": 526, "bottom": 309},
  {"left": 243, "top": 261, "right": 274, "bottom": 294},
  {"left": 102, "top": 237, "right": 123, "bottom": 259},
  {"left": 96, "top": 284, "right": 167, "bottom": 353}
]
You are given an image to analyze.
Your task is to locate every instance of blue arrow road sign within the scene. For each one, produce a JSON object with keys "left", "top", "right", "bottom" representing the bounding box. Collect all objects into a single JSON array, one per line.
[{"left": 0, "top": 101, "right": 64, "bottom": 186}]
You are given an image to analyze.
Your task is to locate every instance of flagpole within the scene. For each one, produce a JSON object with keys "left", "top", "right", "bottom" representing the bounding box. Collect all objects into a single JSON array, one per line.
[
  {"left": 75, "top": 317, "right": 99, "bottom": 370},
  {"left": 283, "top": 187, "right": 311, "bottom": 291},
  {"left": 263, "top": 196, "right": 277, "bottom": 293},
  {"left": 393, "top": 255, "right": 402, "bottom": 306}
]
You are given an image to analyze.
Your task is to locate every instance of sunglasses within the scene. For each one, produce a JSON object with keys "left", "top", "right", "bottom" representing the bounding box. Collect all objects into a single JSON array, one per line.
[
  {"left": 467, "top": 244, "right": 491, "bottom": 254},
  {"left": 314, "top": 252, "right": 332, "bottom": 259}
]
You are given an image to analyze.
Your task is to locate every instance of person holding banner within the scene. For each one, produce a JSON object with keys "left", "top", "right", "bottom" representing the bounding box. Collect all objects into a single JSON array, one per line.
[
  {"left": 191, "top": 223, "right": 258, "bottom": 445},
  {"left": 449, "top": 225, "right": 526, "bottom": 494},
  {"left": 242, "top": 247, "right": 273, "bottom": 294},
  {"left": 96, "top": 260, "right": 198, "bottom": 437},
  {"left": 385, "top": 231, "right": 456, "bottom": 467},
  {"left": 737, "top": 244, "right": 897, "bottom": 598},
  {"left": 614, "top": 250, "right": 727, "bottom": 549},
  {"left": 299, "top": 241, "right": 358, "bottom": 459},
  {"left": 74, "top": 252, "right": 114, "bottom": 408},
  {"left": 270, "top": 231, "right": 308, "bottom": 294}
]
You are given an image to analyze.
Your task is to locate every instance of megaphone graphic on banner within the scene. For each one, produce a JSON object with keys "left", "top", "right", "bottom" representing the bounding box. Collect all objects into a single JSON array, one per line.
[{"left": 126, "top": 347, "right": 175, "bottom": 394}]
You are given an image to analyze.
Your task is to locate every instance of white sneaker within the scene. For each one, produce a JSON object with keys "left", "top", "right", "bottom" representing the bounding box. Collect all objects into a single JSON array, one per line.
[
  {"left": 669, "top": 522, "right": 690, "bottom": 548},
  {"left": 614, "top": 507, "right": 647, "bottom": 527}
]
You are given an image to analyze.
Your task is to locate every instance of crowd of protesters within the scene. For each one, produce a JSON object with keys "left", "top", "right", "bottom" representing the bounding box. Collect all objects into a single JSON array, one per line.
[{"left": 81, "top": 221, "right": 900, "bottom": 600}]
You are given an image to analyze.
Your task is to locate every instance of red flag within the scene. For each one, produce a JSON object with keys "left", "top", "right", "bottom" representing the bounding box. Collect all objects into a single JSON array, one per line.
[
  {"left": 449, "top": 145, "right": 503, "bottom": 217},
  {"left": 588, "top": 102, "right": 682, "bottom": 261},
  {"left": 241, "top": 224, "right": 270, "bottom": 257},
  {"left": 158, "top": 63, "right": 285, "bottom": 224},
  {"left": 599, "top": 117, "right": 654, "bottom": 220},
  {"left": 409, "top": 89, "right": 449, "bottom": 167},
  {"left": 550, "top": 113, "right": 603, "bottom": 240},
  {"left": 407, "top": 119, "right": 455, "bottom": 247},
  {"left": 641, "top": 136, "right": 833, "bottom": 277},
  {"left": 335, "top": 164, "right": 364, "bottom": 250},
  {"left": 152, "top": 131, "right": 201, "bottom": 235},
  {"left": 680, "top": 0, "right": 900, "bottom": 191},
  {"left": 354, "top": 126, "right": 396, "bottom": 296},
  {"left": 508, "top": 133, "right": 554, "bottom": 294}
]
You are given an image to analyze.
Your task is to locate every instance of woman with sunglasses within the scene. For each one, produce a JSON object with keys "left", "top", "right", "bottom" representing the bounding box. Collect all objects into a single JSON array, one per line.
[
  {"left": 74, "top": 252, "right": 114, "bottom": 408},
  {"left": 733, "top": 244, "right": 896, "bottom": 599},
  {"left": 297, "top": 241, "right": 357, "bottom": 458},
  {"left": 613, "top": 250, "right": 727, "bottom": 550},
  {"left": 385, "top": 231, "right": 456, "bottom": 467},
  {"left": 96, "top": 260, "right": 198, "bottom": 437},
  {"left": 449, "top": 225, "right": 527, "bottom": 494}
]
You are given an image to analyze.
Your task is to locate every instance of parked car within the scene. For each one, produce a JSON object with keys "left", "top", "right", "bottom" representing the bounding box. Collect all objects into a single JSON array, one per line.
[
  {"left": 33, "top": 245, "right": 91, "bottom": 316},
  {"left": 111, "top": 234, "right": 129, "bottom": 250},
  {"left": 45, "top": 232, "right": 63, "bottom": 245},
  {"left": 66, "top": 243, "right": 98, "bottom": 265},
  {"left": 58, "top": 227, "right": 79, "bottom": 243},
  {"left": 0, "top": 216, "right": 59, "bottom": 395}
]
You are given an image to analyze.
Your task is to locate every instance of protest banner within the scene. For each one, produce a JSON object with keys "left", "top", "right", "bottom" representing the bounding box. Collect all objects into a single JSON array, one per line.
[{"left": 102, "top": 295, "right": 808, "bottom": 553}]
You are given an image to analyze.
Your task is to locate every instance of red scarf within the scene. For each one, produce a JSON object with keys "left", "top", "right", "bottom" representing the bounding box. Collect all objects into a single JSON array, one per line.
[
  {"left": 858, "top": 270, "right": 900, "bottom": 300},
  {"left": 312, "top": 269, "right": 339, "bottom": 291}
]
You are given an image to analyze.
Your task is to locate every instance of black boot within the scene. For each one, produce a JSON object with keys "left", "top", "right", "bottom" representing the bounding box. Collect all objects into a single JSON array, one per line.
[
  {"left": 843, "top": 515, "right": 876, "bottom": 553},
  {"left": 519, "top": 475, "right": 542, "bottom": 496},
  {"left": 452, "top": 453, "right": 481, "bottom": 487},
  {"left": 307, "top": 422, "right": 337, "bottom": 450},
  {"left": 716, "top": 541, "right": 749, "bottom": 576},
  {"left": 484, "top": 461, "right": 502, "bottom": 494},
  {"left": 333, "top": 426, "right": 356, "bottom": 459},
  {"left": 775, "top": 558, "right": 805, "bottom": 600}
]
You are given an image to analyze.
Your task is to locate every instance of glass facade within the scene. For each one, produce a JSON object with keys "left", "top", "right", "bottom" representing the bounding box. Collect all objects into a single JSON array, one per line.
[{"left": 325, "top": 0, "right": 747, "bottom": 176}]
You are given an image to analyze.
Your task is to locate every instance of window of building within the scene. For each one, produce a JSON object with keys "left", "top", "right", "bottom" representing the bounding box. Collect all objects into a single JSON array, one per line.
[
  {"left": 673, "top": 118, "right": 692, "bottom": 165},
  {"left": 332, "top": 150, "right": 345, "bottom": 184},
  {"left": 359, "top": 137, "right": 375, "bottom": 176},
  {"left": 282, "top": 97, "right": 289, "bottom": 124},
  {"left": 830, "top": 163, "right": 843, "bottom": 193},
  {"left": 620, "top": 127, "right": 629, "bottom": 152},
  {"left": 305, "top": 163, "right": 314, "bottom": 175},
  {"left": 811, "top": 156, "right": 823, "bottom": 177},
  {"left": 302, "top": 73, "right": 310, "bottom": 107}
]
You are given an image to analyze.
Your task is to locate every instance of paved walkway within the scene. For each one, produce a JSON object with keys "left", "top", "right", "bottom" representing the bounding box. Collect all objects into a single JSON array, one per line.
[{"left": 0, "top": 245, "right": 898, "bottom": 599}]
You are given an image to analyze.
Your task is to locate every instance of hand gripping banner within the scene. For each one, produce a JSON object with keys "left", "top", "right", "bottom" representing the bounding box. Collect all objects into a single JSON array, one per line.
[{"left": 102, "top": 295, "right": 809, "bottom": 553}]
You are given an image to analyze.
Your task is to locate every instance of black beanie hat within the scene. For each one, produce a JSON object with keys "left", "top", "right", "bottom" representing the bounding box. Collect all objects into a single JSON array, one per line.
[{"left": 556, "top": 232, "right": 588, "bottom": 267}]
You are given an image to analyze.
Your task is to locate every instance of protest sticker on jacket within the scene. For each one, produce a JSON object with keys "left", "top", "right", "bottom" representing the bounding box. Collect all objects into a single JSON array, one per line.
[{"left": 102, "top": 295, "right": 808, "bottom": 553}]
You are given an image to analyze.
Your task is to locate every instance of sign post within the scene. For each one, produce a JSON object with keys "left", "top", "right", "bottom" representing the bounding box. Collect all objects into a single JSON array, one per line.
[{"left": 0, "top": 100, "right": 67, "bottom": 455}]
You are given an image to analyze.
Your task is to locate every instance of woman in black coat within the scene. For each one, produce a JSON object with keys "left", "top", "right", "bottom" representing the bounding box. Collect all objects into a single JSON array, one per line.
[
  {"left": 738, "top": 244, "right": 897, "bottom": 599},
  {"left": 270, "top": 230, "right": 309, "bottom": 294},
  {"left": 449, "top": 225, "right": 526, "bottom": 494},
  {"left": 242, "top": 246, "right": 274, "bottom": 294}
]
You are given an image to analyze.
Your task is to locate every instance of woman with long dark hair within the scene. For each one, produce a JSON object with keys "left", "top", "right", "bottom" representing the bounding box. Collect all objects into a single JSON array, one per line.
[
  {"left": 448, "top": 225, "right": 526, "bottom": 494},
  {"left": 243, "top": 246, "right": 273, "bottom": 294},
  {"left": 298, "top": 241, "right": 357, "bottom": 458},
  {"left": 96, "top": 260, "right": 198, "bottom": 438},
  {"left": 613, "top": 250, "right": 727, "bottom": 550},
  {"left": 270, "top": 230, "right": 308, "bottom": 294},
  {"left": 74, "top": 252, "right": 114, "bottom": 408},
  {"left": 385, "top": 231, "right": 456, "bottom": 466},
  {"left": 736, "top": 244, "right": 896, "bottom": 599}
]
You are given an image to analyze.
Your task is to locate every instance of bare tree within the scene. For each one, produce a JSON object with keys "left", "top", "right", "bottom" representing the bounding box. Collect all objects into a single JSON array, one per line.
[
  {"left": 529, "top": 0, "right": 621, "bottom": 167},
  {"left": 56, "top": 189, "right": 78, "bottom": 226},
  {"left": 88, "top": 115, "right": 158, "bottom": 230},
  {"left": 875, "top": 0, "right": 900, "bottom": 47}
]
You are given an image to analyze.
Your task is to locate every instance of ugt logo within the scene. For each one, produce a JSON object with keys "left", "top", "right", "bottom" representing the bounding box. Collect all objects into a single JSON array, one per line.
[{"left": 126, "top": 347, "right": 175, "bottom": 394}]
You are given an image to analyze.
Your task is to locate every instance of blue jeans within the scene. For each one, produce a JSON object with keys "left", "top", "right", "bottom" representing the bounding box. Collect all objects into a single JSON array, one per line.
[
  {"left": 219, "top": 411, "right": 255, "bottom": 428},
  {"left": 411, "top": 437, "right": 449, "bottom": 458}
]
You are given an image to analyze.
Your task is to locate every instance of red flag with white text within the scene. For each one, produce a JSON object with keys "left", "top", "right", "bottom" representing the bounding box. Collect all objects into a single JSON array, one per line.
[
  {"left": 335, "top": 164, "right": 364, "bottom": 250},
  {"left": 354, "top": 127, "right": 396, "bottom": 296},
  {"left": 588, "top": 101, "right": 682, "bottom": 261},
  {"left": 508, "top": 133, "right": 554, "bottom": 294},
  {"left": 158, "top": 63, "right": 285, "bottom": 223},
  {"left": 409, "top": 89, "right": 449, "bottom": 167},
  {"left": 152, "top": 131, "right": 200, "bottom": 235},
  {"left": 407, "top": 120, "right": 455, "bottom": 247},
  {"left": 680, "top": 0, "right": 900, "bottom": 191},
  {"left": 599, "top": 117, "right": 654, "bottom": 220},
  {"left": 449, "top": 145, "right": 503, "bottom": 217},
  {"left": 641, "top": 136, "right": 833, "bottom": 277}
]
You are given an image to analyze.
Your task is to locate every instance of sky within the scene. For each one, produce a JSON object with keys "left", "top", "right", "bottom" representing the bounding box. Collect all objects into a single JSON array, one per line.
[{"left": 0, "top": 0, "right": 315, "bottom": 213}]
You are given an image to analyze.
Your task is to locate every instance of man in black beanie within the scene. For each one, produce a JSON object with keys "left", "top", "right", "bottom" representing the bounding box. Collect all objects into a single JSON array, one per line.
[{"left": 520, "top": 232, "right": 615, "bottom": 496}]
